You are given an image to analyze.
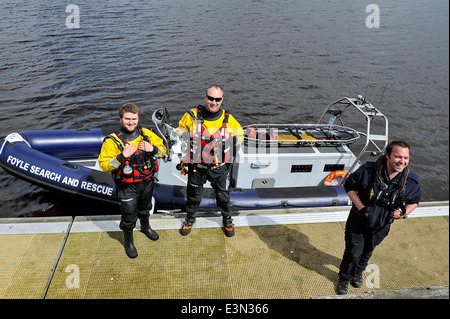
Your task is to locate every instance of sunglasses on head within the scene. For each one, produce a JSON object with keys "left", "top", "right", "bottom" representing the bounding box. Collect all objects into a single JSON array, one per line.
[{"left": 206, "top": 94, "right": 223, "bottom": 102}]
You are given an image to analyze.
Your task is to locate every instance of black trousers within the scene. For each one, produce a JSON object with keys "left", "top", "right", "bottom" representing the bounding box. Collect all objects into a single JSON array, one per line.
[
  {"left": 338, "top": 211, "right": 391, "bottom": 281},
  {"left": 116, "top": 178, "right": 154, "bottom": 232},
  {"left": 185, "top": 164, "right": 232, "bottom": 222}
]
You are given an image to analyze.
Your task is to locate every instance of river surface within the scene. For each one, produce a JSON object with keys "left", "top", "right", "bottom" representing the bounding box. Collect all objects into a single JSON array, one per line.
[{"left": 0, "top": 0, "right": 448, "bottom": 217}]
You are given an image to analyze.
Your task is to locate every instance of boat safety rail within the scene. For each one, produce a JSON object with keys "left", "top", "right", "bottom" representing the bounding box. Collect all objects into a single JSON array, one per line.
[
  {"left": 243, "top": 123, "right": 360, "bottom": 147},
  {"left": 317, "top": 96, "right": 389, "bottom": 173}
]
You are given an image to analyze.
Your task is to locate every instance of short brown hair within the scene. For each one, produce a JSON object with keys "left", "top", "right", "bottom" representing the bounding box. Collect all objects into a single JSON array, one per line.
[
  {"left": 386, "top": 140, "right": 410, "bottom": 156},
  {"left": 119, "top": 103, "right": 140, "bottom": 118}
]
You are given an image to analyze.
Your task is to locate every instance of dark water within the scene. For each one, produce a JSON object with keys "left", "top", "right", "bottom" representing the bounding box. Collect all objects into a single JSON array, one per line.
[{"left": 0, "top": 0, "right": 448, "bottom": 217}]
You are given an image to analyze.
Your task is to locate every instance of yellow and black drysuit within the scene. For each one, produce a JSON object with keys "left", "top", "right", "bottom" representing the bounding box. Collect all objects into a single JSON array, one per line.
[
  {"left": 98, "top": 126, "right": 166, "bottom": 232},
  {"left": 178, "top": 106, "right": 243, "bottom": 226}
]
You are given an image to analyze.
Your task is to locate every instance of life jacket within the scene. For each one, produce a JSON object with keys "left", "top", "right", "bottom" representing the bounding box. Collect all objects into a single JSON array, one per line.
[
  {"left": 106, "top": 127, "right": 158, "bottom": 183},
  {"left": 370, "top": 156, "right": 409, "bottom": 213},
  {"left": 362, "top": 156, "right": 409, "bottom": 228},
  {"left": 189, "top": 107, "right": 231, "bottom": 166}
]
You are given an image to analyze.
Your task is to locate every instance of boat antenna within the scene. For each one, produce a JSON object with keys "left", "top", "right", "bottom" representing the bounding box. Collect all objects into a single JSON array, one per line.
[
  {"left": 377, "top": 83, "right": 388, "bottom": 108},
  {"left": 364, "top": 74, "right": 370, "bottom": 100}
]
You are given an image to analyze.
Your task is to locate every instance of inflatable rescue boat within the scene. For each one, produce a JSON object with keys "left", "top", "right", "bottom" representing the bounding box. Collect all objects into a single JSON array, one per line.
[{"left": 0, "top": 96, "right": 388, "bottom": 213}]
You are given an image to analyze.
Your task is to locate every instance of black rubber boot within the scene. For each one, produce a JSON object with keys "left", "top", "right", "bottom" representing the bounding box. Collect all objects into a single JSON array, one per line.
[
  {"left": 140, "top": 217, "right": 159, "bottom": 241},
  {"left": 123, "top": 231, "right": 138, "bottom": 259}
]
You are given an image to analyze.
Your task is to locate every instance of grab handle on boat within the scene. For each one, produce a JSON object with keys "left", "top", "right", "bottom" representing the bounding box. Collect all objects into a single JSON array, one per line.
[{"left": 250, "top": 161, "right": 271, "bottom": 168}]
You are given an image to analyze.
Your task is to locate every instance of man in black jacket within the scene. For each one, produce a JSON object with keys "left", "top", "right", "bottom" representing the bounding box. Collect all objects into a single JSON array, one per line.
[{"left": 337, "top": 140, "right": 421, "bottom": 295}]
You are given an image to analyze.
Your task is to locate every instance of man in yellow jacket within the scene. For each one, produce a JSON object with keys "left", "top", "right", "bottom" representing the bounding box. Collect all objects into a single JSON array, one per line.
[
  {"left": 98, "top": 103, "right": 166, "bottom": 258},
  {"left": 178, "top": 85, "right": 243, "bottom": 237}
]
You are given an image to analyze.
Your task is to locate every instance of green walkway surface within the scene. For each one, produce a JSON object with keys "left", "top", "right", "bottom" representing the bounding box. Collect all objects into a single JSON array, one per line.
[{"left": 0, "top": 203, "right": 448, "bottom": 299}]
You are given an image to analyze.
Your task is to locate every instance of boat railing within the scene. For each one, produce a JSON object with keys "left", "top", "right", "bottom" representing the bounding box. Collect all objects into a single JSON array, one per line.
[
  {"left": 152, "top": 96, "right": 388, "bottom": 168},
  {"left": 243, "top": 123, "right": 360, "bottom": 147},
  {"left": 317, "top": 96, "right": 388, "bottom": 173}
]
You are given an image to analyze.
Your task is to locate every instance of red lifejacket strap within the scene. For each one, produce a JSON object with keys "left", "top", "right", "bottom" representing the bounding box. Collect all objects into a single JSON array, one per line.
[
  {"left": 189, "top": 107, "right": 231, "bottom": 166},
  {"left": 106, "top": 128, "right": 158, "bottom": 183}
]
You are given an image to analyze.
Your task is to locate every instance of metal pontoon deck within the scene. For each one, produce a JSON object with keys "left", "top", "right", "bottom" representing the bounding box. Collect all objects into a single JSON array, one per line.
[{"left": 0, "top": 202, "right": 447, "bottom": 299}]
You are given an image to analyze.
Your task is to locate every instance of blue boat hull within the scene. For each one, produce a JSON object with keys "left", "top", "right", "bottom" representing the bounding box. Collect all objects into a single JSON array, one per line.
[
  {"left": 154, "top": 183, "right": 349, "bottom": 210},
  {"left": 0, "top": 129, "right": 350, "bottom": 212}
]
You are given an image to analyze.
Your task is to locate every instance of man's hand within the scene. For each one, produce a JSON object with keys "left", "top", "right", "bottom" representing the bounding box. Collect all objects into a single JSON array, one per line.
[
  {"left": 393, "top": 209, "right": 405, "bottom": 219},
  {"left": 138, "top": 141, "right": 153, "bottom": 152},
  {"left": 123, "top": 144, "right": 137, "bottom": 158}
]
